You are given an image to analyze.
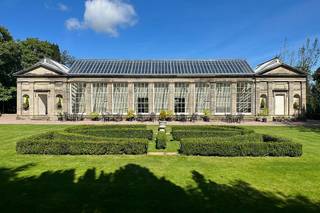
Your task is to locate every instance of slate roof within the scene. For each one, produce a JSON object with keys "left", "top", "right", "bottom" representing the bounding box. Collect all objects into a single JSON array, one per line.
[{"left": 68, "top": 59, "right": 254, "bottom": 76}]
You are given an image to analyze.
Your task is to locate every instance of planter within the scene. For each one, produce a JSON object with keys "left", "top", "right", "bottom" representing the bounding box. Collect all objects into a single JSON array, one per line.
[{"left": 202, "top": 116, "right": 210, "bottom": 122}]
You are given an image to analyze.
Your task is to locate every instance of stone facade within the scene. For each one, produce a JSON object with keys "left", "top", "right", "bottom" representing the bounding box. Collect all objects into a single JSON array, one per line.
[{"left": 15, "top": 60, "right": 307, "bottom": 121}]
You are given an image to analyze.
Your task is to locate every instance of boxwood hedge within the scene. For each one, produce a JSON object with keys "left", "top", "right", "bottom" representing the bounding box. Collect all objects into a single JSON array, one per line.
[
  {"left": 179, "top": 139, "right": 302, "bottom": 157},
  {"left": 172, "top": 130, "right": 243, "bottom": 141},
  {"left": 66, "top": 128, "right": 153, "bottom": 140},
  {"left": 192, "top": 133, "right": 263, "bottom": 143},
  {"left": 156, "top": 132, "right": 168, "bottom": 149},
  {"left": 16, "top": 132, "right": 148, "bottom": 155}
]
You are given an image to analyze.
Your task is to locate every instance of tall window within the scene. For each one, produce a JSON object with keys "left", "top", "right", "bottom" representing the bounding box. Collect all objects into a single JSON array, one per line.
[
  {"left": 71, "top": 82, "right": 86, "bottom": 113},
  {"left": 92, "top": 83, "right": 108, "bottom": 113},
  {"left": 134, "top": 83, "right": 149, "bottom": 113},
  {"left": 175, "top": 83, "right": 189, "bottom": 113},
  {"left": 237, "top": 82, "right": 252, "bottom": 113},
  {"left": 216, "top": 83, "right": 231, "bottom": 113},
  {"left": 112, "top": 83, "right": 128, "bottom": 114},
  {"left": 154, "top": 83, "right": 169, "bottom": 113},
  {"left": 195, "top": 83, "right": 210, "bottom": 113}
]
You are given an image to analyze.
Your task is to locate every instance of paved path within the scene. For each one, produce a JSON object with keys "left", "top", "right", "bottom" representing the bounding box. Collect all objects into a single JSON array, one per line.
[{"left": 1, "top": 114, "right": 320, "bottom": 126}]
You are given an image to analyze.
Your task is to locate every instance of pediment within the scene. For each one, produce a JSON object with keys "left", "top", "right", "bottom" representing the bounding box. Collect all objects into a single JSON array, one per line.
[
  {"left": 15, "top": 64, "right": 68, "bottom": 77},
  {"left": 258, "top": 64, "right": 306, "bottom": 76}
]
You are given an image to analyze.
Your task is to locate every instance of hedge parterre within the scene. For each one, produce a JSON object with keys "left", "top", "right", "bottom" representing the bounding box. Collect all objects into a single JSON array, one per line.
[
  {"left": 171, "top": 125, "right": 302, "bottom": 157},
  {"left": 16, "top": 132, "right": 148, "bottom": 155}
]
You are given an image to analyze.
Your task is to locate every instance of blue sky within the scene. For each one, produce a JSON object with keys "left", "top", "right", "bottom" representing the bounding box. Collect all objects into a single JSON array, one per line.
[{"left": 0, "top": 0, "right": 319, "bottom": 67}]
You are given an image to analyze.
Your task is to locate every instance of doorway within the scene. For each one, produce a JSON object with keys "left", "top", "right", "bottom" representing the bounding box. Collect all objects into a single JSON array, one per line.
[
  {"left": 274, "top": 95, "right": 285, "bottom": 115},
  {"left": 38, "top": 94, "right": 48, "bottom": 115}
]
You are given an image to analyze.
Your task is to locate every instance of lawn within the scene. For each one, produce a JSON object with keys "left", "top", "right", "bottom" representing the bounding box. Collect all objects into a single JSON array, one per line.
[{"left": 0, "top": 124, "right": 320, "bottom": 212}]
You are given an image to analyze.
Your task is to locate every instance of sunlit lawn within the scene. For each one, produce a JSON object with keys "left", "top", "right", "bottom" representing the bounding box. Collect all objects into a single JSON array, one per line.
[{"left": 0, "top": 124, "right": 320, "bottom": 212}]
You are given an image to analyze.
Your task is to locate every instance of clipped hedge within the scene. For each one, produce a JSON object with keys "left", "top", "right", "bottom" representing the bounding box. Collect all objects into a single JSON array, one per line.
[
  {"left": 16, "top": 132, "right": 148, "bottom": 155},
  {"left": 156, "top": 132, "right": 168, "bottom": 149},
  {"left": 67, "top": 128, "right": 153, "bottom": 140},
  {"left": 180, "top": 140, "right": 302, "bottom": 157},
  {"left": 66, "top": 124, "right": 147, "bottom": 132},
  {"left": 171, "top": 125, "right": 246, "bottom": 132},
  {"left": 191, "top": 133, "right": 263, "bottom": 143},
  {"left": 172, "top": 130, "right": 242, "bottom": 141}
]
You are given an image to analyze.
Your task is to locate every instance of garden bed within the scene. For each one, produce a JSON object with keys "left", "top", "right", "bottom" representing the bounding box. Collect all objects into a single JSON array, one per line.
[
  {"left": 172, "top": 125, "right": 302, "bottom": 157},
  {"left": 16, "top": 125, "right": 152, "bottom": 155}
]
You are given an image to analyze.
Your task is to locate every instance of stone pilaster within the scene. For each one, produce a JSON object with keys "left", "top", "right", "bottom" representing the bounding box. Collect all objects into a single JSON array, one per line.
[
  {"left": 188, "top": 83, "right": 195, "bottom": 114},
  {"left": 85, "top": 82, "right": 92, "bottom": 115},
  {"left": 231, "top": 82, "right": 237, "bottom": 114},
  {"left": 29, "top": 82, "right": 35, "bottom": 116},
  {"left": 48, "top": 82, "right": 55, "bottom": 118},
  {"left": 16, "top": 82, "right": 22, "bottom": 116},
  {"left": 210, "top": 83, "right": 216, "bottom": 115},
  {"left": 255, "top": 81, "right": 260, "bottom": 115},
  {"left": 288, "top": 82, "right": 294, "bottom": 116},
  {"left": 148, "top": 83, "right": 154, "bottom": 113},
  {"left": 168, "top": 83, "right": 175, "bottom": 112},
  {"left": 267, "top": 82, "right": 273, "bottom": 115},
  {"left": 107, "top": 83, "right": 113, "bottom": 113},
  {"left": 128, "top": 83, "right": 134, "bottom": 111}
]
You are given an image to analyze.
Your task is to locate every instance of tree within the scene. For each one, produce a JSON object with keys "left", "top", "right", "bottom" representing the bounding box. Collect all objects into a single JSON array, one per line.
[
  {"left": 279, "top": 38, "right": 320, "bottom": 116},
  {"left": 279, "top": 38, "right": 320, "bottom": 82},
  {"left": 19, "top": 38, "right": 61, "bottom": 69},
  {"left": 0, "top": 84, "right": 16, "bottom": 113},
  {"left": 0, "top": 41, "right": 22, "bottom": 87},
  {"left": 0, "top": 26, "right": 13, "bottom": 42},
  {"left": 60, "top": 50, "right": 76, "bottom": 67}
]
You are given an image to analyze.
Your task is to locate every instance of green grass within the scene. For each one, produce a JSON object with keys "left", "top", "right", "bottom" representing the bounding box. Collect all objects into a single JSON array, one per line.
[{"left": 1, "top": 124, "right": 320, "bottom": 212}]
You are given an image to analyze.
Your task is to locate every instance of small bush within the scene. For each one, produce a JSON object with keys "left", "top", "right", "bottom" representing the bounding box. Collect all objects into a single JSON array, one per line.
[
  {"left": 16, "top": 132, "right": 148, "bottom": 155},
  {"left": 156, "top": 132, "right": 168, "bottom": 149},
  {"left": 180, "top": 140, "right": 302, "bottom": 157},
  {"left": 89, "top": 112, "right": 100, "bottom": 121}
]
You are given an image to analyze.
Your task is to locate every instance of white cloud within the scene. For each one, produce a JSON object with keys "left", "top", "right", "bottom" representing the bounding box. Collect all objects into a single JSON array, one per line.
[
  {"left": 65, "top": 0, "right": 137, "bottom": 37},
  {"left": 65, "top": 18, "right": 83, "bottom": 30},
  {"left": 58, "top": 3, "right": 68, "bottom": 12}
]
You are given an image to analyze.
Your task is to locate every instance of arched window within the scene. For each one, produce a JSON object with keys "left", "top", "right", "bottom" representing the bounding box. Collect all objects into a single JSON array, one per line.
[
  {"left": 56, "top": 94, "right": 63, "bottom": 110},
  {"left": 259, "top": 94, "right": 267, "bottom": 110},
  {"left": 293, "top": 94, "right": 301, "bottom": 111},
  {"left": 22, "top": 95, "right": 30, "bottom": 111}
]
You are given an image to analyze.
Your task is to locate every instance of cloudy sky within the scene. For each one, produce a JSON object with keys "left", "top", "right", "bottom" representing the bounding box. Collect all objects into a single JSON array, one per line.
[{"left": 0, "top": 0, "right": 319, "bottom": 67}]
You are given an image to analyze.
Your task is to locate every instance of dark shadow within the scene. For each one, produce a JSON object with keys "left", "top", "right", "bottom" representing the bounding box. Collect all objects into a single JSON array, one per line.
[{"left": 0, "top": 164, "right": 319, "bottom": 213}]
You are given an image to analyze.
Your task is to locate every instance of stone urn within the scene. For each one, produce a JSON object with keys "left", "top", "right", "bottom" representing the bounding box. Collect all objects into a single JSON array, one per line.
[{"left": 159, "top": 121, "right": 167, "bottom": 132}]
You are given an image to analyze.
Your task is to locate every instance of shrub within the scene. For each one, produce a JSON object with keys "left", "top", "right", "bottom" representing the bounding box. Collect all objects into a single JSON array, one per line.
[
  {"left": 171, "top": 125, "right": 249, "bottom": 132},
  {"left": 191, "top": 133, "right": 263, "bottom": 143},
  {"left": 179, "top": 140, "right": 302, "bottom": 157},
  {"left": 126, "top": 110, "right": 136, "bottom": 121},
  {"left": 262, "top": 134, "right": 292, "bottom": 142},
  {"left": 172, "top": 130, "right": 242, "bottom": 140},
  {"left": 89, "top": 112, "right": 100, "bottom": 121},
  {"left": 66, "top": 125, "right": 146, "bottom": 131},
  {"left": 66, "top": 128, "right": 153, "bottom": 140},
  {"left": 156, "top": 132, "right": 168, "bottom": 149},
  {"left": 16, "top": 132, "right": 148, "bottom": 155}
]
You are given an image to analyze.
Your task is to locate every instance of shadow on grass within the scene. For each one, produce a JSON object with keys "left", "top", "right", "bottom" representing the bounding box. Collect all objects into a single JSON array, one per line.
[
  {"left": 0, "top": 164, "right": 319, "bottom": 213},
  {"left": 287, "top": 125, "right": 320, "bottom": 135}
]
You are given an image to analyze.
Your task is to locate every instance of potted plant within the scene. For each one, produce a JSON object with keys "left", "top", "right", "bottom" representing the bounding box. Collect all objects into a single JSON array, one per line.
[
  {"left": 202, "top": 109, "right": 211, "bottom": 122},
  {"left": 261, "top": 108, "right": 269, "bottom": 122},
  {"left": 89, "top": 112, "right": 100, "bottom": 121},
  {"left": 57, "top": 97, "right": 62, "bottom": 110},
  {"left": 23, "top": 96, "right": 29, "bottom": 111},
  {"left": 293, "top": 102, "right": 300, "bottom": 116},
  {"left": 126, "top": 109, "right": 135, "bottom": 121},
  {"left": 159, "top": 110, "right": 167, "bottom": 127},
  {"left": 166, "top": 110, "right": 174, "bottom": 121}
]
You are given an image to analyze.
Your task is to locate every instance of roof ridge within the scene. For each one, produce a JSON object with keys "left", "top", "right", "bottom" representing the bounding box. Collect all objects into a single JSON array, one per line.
[{"left": 73, "top": 58, "right": 247, "bottom": 62}]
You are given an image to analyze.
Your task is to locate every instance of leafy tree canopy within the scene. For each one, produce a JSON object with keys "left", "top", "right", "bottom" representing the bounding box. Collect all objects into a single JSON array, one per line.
[{"left": 0, "top": 26, "right": 13, "bottom": 42}]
